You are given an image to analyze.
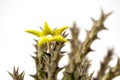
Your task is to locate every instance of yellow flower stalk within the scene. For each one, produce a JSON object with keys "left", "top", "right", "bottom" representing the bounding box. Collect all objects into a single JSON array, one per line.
[{"left": 25, "top": 22, "right": 68, "bottom": 46}]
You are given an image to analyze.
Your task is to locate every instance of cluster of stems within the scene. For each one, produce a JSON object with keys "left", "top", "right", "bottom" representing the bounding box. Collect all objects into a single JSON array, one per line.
[{"left": 8, "top": 9, "right": 120, "bottom": 80}]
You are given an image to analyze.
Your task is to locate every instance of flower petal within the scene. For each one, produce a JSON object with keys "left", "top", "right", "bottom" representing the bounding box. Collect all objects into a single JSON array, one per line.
[
  {"left": 37, "top": 37, "right": 52, "bottom": 46},
  {"left": 53, "top": 26, "right": 68, "bottom": 35},
  {"left": 25, "top": 30, "right": 43, "bottom": 37},
  {"left": 52, "top": 36, "right": 68, "bottom": 42},
  {"left": 43, "top": 22, "right": 52, "bottom": 35}
]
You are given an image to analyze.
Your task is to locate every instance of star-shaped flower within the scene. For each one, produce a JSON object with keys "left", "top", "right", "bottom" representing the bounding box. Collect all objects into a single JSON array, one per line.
[{"left": 25, "top": 22, "right": 68, "bottom": 46}]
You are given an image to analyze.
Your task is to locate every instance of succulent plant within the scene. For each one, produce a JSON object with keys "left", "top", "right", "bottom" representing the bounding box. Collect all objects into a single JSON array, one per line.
[
  {"left": 8, "top": 67, "right": 25, "bottom": 80},
  {"left": 8, "top": 9, "right": 120, "bottom": 80}
]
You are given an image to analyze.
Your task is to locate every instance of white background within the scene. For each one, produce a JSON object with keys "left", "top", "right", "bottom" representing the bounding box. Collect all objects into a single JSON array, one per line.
[{"left": 0, "top": 0, "right": 120, "bottom": 80}]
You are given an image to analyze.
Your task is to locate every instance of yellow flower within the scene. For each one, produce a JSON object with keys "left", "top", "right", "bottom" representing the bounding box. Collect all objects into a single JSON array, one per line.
[{"left": 25, "top": 22, "right": 68, "bottom": 46}]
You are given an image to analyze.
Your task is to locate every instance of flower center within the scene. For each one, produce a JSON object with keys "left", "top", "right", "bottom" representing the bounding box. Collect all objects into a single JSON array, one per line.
[{"left": 46, "top": 34, "right": 53, "bottom": 38}]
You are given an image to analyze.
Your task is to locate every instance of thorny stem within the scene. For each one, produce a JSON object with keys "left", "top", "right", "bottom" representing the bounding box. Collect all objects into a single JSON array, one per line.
[{"left": 9, "top": 9, "right": 120, "bottom": 80}]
